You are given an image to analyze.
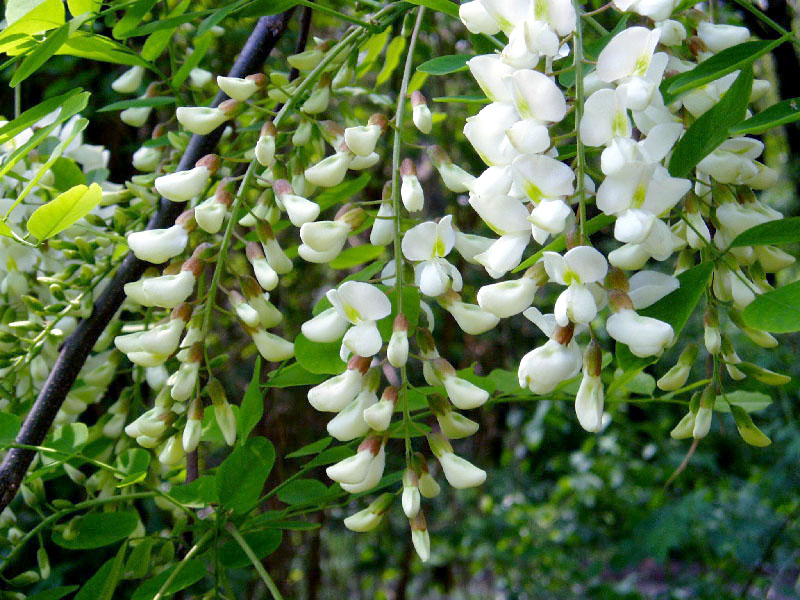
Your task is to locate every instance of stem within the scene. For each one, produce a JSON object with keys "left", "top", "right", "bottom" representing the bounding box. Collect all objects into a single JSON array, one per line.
[
  {"left": 391, "top": 5, "right": 424, "bottom": 459},
  {"left": 227, "top": 523, "right": 285, "bottom": 600},
  {"left": 571, "top": 0, "right": 587, "bottom": 245},
  {"left": 153, "top": 529, "right": 213, "bottom": 600}
]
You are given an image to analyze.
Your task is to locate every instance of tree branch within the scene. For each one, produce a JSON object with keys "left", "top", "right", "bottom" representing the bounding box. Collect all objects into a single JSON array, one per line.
[{"left": 0, "top": 9, "right": 295, "bottom": 514}]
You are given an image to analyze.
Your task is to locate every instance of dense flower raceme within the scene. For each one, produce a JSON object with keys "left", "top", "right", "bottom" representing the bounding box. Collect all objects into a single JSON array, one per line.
[{"left": 96, "top": 2, "right": 797, "bottom": 564}]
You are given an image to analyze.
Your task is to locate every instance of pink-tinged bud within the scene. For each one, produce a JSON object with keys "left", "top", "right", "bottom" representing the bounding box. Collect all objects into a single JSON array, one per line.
[
  {"left": 343, "top": 493, "right": 394, "bottom": 532},
  {"left": 416, "top": 328, "right": 439, "bottom": 359},
  {"left": 409, "top": 510, "right": 430, "bottom": 562},
  {"left": 180, "top": 257, "right": 204, "bottom": 278},
  {"left": 605, "top": 267, "right": 630, "bottom": 292},
  {"left": 229, "top": 290, "right": 261, "bottom": 328},
  {"left": 411, "top": 91, "right": 432, "bottom": 134},
  {"left": 362, "top": 386, "right": 397, "bottom": 432},
  {"left": 216, "top": 75, "right": 259, "bottom": 101},
  {"left": 195, "top": 154, "right": 221, "bottom": 175},
  {"left": 348, "top": 355, "right": 372, "bottom": 375},
  {"left": 335, "top": 203, "right": 366, "bottom": 230},
  {"left": 171, "top": 303, "right": 192, "bottom": 323}
]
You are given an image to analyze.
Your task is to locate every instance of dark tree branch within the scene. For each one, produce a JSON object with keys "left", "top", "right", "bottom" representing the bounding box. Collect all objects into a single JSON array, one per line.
[
  {"left": 0, "top": 10, "right": 294, "bottom": 513},
  {"left": 289, "top": 6, "right": 313, "bottom": 82}
]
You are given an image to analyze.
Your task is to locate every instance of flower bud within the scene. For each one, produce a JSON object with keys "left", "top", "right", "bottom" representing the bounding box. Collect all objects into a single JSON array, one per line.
[
  {"left": 250, "top": 328, "right": 295, "bottom": 362},
  {"left": 477, "top": 277, "right": 537, "bottom": 318},
  {"left": 304, "top": 152, "right": 352, "bottom": 188},
  {"left": 155, "top": 165, "right": 211, "bottom": 202},
  {"left": 132, "top": 145, "right": 161, "bottom": 172},
  {"left": 402, "top": 468, "right": 421, "bottom": 518},
  {"left": 730, "top": 405, "right": 771, "bottom": 447},
  {"left": 343, "top": 493, "right": 394, "bottom": 532},
  {"left": 362, "top": 386, "right": 397, "bottom": 432},
  {"left": 427, "top": 145, "right": 475, "bottom": 193},
  {"left": 176, "top": 106, "right": 230, "bottom": 135},
  {"left": 327, "top": 384, "right": 378, "bottom": 442},
  {"left": 183, "top": 398, "right": 204, "bottom": 452},
  {"left": 326, "top": 436, "right": 383, "bottom": 485},
  {"left": 439, "top": 291, "right": 499, "bottom": 335},
  {"left": 217, "top": 74, "right": 263, "bottom": 101},
  {"left": 575, "top": 342, "right": 604, "bottom": 433},
  {"left": 254, "top": 121, "right": 278, "bottom": 167},
  {"left": 410, "top": 511, "right": 431, "bottom": 562},
  {"left": 112, "top": 66, "right": 145, "bottom": 94},
  {"left": 412, "top": 452, "right": 440, "bottom": 498},
  {"left": 370, "top": 187, "right": 395, "bottom": 246},
  {"left": 344, "top": 113, "right": 386, "bottom": 157},
  {"left": 127, "top": 219, "right": 190, "bottom": 264},
  {"left": 657, "top": 344, "right": 698, "bottom": 391},
  {"left": 429, "top": 432, "right": 487, "bottom": 489},
  {"left": 387, "top": 314, "right": 409, "bottom": 367},
  {"left": 273, "top": 179, "right": 320, "bottom": 226},
  {"left": 411, "top": 91, "right": 433, "bottom": 134},
  {"left": 159, "top": 435, "right": 185, "bottom": 466},
  {"left": 307, "top": 356, "right": 369, "bottom": 412},
  {"left": 430, "top": 395, "right": 480, "bottom": 439},
  {"left": 400, "top": 158, "right": 424, "bottom": 212},
  {"left": 256, "top": 221, "right": 293, "bottom": 274},
  {"left": 301, "top": 74, "right": 331, "bottom": 114},
  {"left": 736, "top": 362, "right": 791, "bottom": 386},
  {"left": 120, "top": 105, "right": 152, "bottom": 127}
]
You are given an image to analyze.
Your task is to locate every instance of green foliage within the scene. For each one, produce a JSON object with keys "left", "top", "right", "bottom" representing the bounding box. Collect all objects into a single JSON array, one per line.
[{"left": 743, "top": 280, "right": 800, "bottom": 332}]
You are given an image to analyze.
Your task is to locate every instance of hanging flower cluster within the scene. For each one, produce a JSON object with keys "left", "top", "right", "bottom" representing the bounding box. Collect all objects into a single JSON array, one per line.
[{"left": 100, "top": 0, "right": 797, "bottom": 566}]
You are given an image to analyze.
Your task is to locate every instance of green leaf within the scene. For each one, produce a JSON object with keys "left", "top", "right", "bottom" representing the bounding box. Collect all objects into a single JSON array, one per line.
[
  {"left": 729, "top": 97, "right": 800, "bottom": 135},
  {"left": 237, "top": 357, "right": 263, "bottom": 444},
  {"left": 218, "top": 530, "right": 282, "bottom": 568},
  {"left": 265, "top": 362, "right": 327, "bottom": 388},
  {"left": 74, "top": 559, "right": 115, "bottom": 600},
  {"left": 58, "top": 32, "right": 150, "bottom": 67},
  {"left": 293, "top": 332, "right": 346, "bottom": 375},
  {"left": 67, "top": 0, "right": 100, "bottom": 16},
  {"left": 141, "top": 0, "right": 190, "bottom": 61},
  {"left": 514, "top": 214, "right": 615, "bottom": 272},
  {"left": 404, "top": 0, "right": 459, "bottom": 18},
  {"left": 112, "top": 0, "right": 159, "bottom": 39},
  {"left": 329, "top": 244, "right": 385, "bottom": 269},
  {"left": 131, "top": 559, "right": 206, "bottom": 600},
  {"left": 27, "top": 586, "right": 79, "bottom": 600},
  {"left": 5, "top": 0, "right": 65, "bottom": 33},
  {"left": 172, "top": 31, "right": 213, "bottom": 88},
  {"left": 0, "top": 412, "right": 21, "bottom": 445},
  {"left": 170, "top": 475, "right": 218, "bottom": 507},
  {"left": 315, "top": 173, "right": 370, "bottom": 211},
  {"left": 0, "top": 89, "right": 80, "bottom": 146},
  {"left": 120, "top": 10, "right": 210, "bottom": 38},
  {"left": 277, "top": 478, "right": 329, "bottom": 505},
  {"left": 0, "top": 91, "right": 89, "bottom": 183},
  {"left": 27, "top": 183, "right": 103, "bottom": 240},
  {"left": 124, "top": 538, "right": 155, "bottom": 580},
  {"left": 714, "top": 390, "right": 772, "bottom": 413},
  {"left": 52, "top": 512, "right": 139, "bottom": 549},
  {"left": 660, "top": 37, "right": 786, "bottom": 104},
  {"left": 0, "top": 220, "right": 15, "bottom": 238},
  {"left": 49, "top": 157, "right": 86, "bottom": 191},
  {"left": 98, "top": 96, "right": 176, "bottom": 112},
  {"left": 743, "top": 280, "right": 800, "bottom": 333},
  {"left": 668, "top": 66, "right": 753, "bottom": 178},
  {"left": 730, "top": 217, "right": 800, "bottom": 247},
  {"left": 98, "top": 540, "right": 128, "bottom": 600},
  {"left": 286, "top": 437, "right": 332, "bottom": 459},
  {"left": 376, "top": 36, "right": 406, "bottom": 86},
  {"left": 615, "top": 261, "right": 715, "bottom": 374},
  {"left": 417, "top": 54, "right": 472, "bottom": 75},
  {"left": 47, "top": 422, "right": 88, "bottom": 454},
  {"left": 216, "top": 437, "right": 275, "bottom": 514},
  {"left": 10, "top": 24, "right": 69, "bottom": 87},
  {"left": 114, "top": 448, "right": 150, "bottom": 487},
  {"left": 238, "top": 0, "right": 298, "bottom": 18},
  {"left": 196, "top": 0, "right": 246, "bottom": 36},
  {"left": 432, "top": 94, "right": 489, "bottom": 104}
]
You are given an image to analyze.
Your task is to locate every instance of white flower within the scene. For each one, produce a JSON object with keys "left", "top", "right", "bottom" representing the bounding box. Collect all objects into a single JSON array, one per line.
[
  {"left": 612, "top": 0, "right": 675, "bottom": 21},
  {"left": 155, "top": 166, "right": 210, "bottom": 202},
  {"left": 127, "top": 225, "right": 188, "bottom": 264},
  {"left": 518, "top": 338, "right": 582, "bottom": 394},
  {"left": 326, "top": 282, "right": 391, "bottom": 360},
  {"left": 300, "top": 220, "right": 350, "bottom": 254},
  {"left": 132, "top": 146, "right": 161, "bottom": 172},
  {"left": 370, "top": 202, "right": 395, "bottom": 246},
  {"left": 441, "top": 294, "right": 500, "bottom": 335},
  {"left": 596, "top": 26, "right": 660, "bottom": 84},
  {"left": 340, "top": 443, "right": 385, "bottom": 493},
  {"left": 327, "top": 389, "right": 377, "bottom": 441},
  {"left": 596, "top": 162, "right": 690, "bottom": 218},
  {"left": 627, "top": 271, "right": 679, "bottom": 309},
  {"left": 467, "top": 55, "right": 515, "bottom": 103},
  {"left": 169, "top": 360, "right": 199, "bottom": 402},
  {"left": 463, "top": 102, "right": 519, "bottom": 166},
  {"left": 606, "top": 308, "right": 674, "bottom": 357},
  {"left": 195, "top": 196, "right": 227, "bottom": 234},
  {"left": 176, "top": 107, "right": 229, "bottom": 135},
  {"left": 274, "top": 181, "right": 320, "bottom": 227},
  {"left": 543, "top": 246, "right": 608, "bottom": 326},
  {"left": 251, "top": 329, "right": 294, "bottom": 362},
  {"left": 438, "top": 452, "right": 486, "bottom": 489},
  {"left": 400, "top": 160, "right": 424, "bottom": 212},
  {"left": 307, "top": 363, "right": 365, "bottom": 412},
  {"left": 697, "top": 22, "right": 750, "bottom": 54},
  {"left": 441, "top": 374, "right": 489, "bottom": 410},
  {"left": 580, "top": 88, "right": 631, "bottom": 147},
  {"left": 469, "top": 193, "right": 531, "bottom": 277},
  {"left": 120, "top": 106, "right": 151, "bottom": 127},
  {"left": 477, "top": 278, "right": 538, "bottom": 318},
  {"left": 111, "top": 66, "right": 144, "bottom": 94},
  {"left": 436, "top": 410, "right": 479, "bottom": 439},
  {"left": 402, "top": 216, "right": 462, "bottom": 297},
  {"left": 362, "top": 387, "right": 396, "bottom": 432},
  {"left": 459, "top": 1, "right": 501, "bottom": 35},
  {"left": 217, "top": 75, "right": 259, "bottom": 101},
  {"left": 124, "top": 270, "right": 196, "bottom": 308},
  {"left": 304, "top": 152, "right": 352, "bottom": 187},
  {"left": 301, "top": 307, "right": 349, "bottom": 343}
]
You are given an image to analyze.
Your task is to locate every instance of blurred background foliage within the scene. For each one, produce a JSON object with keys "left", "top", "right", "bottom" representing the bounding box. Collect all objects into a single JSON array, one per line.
[{"left": 2, "top": 1, "right": 800, "bottom": 599}]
